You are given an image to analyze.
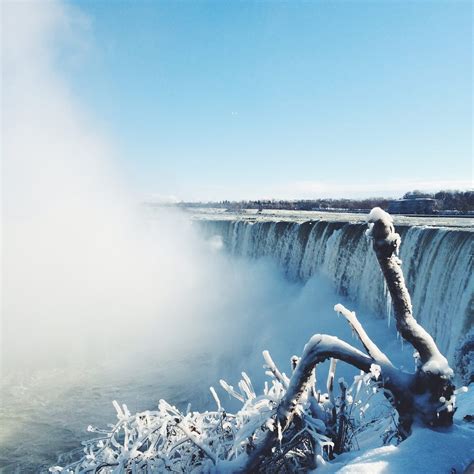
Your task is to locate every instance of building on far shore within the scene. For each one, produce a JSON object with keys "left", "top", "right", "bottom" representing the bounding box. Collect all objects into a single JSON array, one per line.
[{"left": 388, "top": 197, "right": 437, "bottom": 214}]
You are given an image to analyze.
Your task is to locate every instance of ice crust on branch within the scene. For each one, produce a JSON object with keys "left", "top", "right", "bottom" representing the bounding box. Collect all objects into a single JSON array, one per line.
[
  {"left": 367, "top": 208, "right": 452, "bottom": 377},
  {"left": 334, "top": 303, "right": 393, "bottom": 368},
  {"left": 367, "top": 206, "right": 393, "bottom": 224}
]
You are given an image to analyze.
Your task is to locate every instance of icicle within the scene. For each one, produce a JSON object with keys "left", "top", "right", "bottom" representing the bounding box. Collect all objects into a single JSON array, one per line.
[
  {"left": 383, "top": 279, "right": 393, "bottom": 328},
  {"left": 209, "top": 387, "right": 221, "bottom": 411}
]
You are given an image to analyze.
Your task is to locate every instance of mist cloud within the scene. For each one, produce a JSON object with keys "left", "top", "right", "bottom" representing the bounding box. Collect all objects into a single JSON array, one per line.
[{"left": 1, "top": 1, "right": 254, "bottom": 375}]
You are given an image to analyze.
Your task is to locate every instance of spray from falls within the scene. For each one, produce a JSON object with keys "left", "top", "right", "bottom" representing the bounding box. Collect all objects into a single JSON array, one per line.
[{"left": 2, "top": 4, "right": 322, "bottom": 469}]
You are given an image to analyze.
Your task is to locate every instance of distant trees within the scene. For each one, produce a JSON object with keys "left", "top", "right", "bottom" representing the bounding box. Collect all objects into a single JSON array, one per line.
[
  {"left": 175, "top": 190, "right": 473, "bottom": 214},
  {"left": 433, "top": 190, "right": 473, "bottom": 213},
  {"left": 178, "top": 197, "right": 393, "bottom": 213},
  {"left": 402, "top": 190, "right": 473, "bottom": 213},
  {"left": 402, "top": 190, "right": 433, "bottom": 199}
]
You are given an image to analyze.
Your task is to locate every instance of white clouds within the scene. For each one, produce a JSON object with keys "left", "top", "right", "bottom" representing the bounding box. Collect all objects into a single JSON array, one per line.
[
  {"left": 271, "top": 179, "right": 473, "bottom": 199},
  {"left": 181, "top": 178, "right": 472, "bottom": 201}
]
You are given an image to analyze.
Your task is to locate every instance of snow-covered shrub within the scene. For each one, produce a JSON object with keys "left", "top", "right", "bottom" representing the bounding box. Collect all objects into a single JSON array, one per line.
[{"left": 50, "top": 352, "right": 398, "bottom": 473}]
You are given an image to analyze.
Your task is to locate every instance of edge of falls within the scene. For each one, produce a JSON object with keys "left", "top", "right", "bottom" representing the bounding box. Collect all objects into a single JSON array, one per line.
[{"left": 198, "top": 218, "right": 473, "bottom": 375}]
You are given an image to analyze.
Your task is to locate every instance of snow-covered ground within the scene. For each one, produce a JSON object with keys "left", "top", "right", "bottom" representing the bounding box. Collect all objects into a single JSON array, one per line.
[{"left": 323, "top": 387, "right": 474, "bottom": 474}]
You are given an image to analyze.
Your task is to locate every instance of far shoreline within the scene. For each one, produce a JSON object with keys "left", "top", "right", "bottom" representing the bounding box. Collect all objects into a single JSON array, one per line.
[{"left": 180, "top": 207, "right": 474, "bottom": 230}]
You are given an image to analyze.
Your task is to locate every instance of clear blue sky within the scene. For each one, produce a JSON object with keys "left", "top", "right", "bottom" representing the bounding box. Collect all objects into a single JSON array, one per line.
[{"left": 66, "top": 0, "right": 472, "bottom": 201}]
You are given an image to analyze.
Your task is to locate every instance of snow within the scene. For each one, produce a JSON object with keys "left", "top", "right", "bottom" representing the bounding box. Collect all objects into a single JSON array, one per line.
[
  {"left": 422, "top": 354, "right": 454, "bottom": 377},
  {"left": 367, "top": 207, "right": 393, "bottom": 225},
  {"left": 369, "top": 364, "right": 381, "bottom": 381},
  {"left": 321, "top": 386, "right": 474, "bottom": 474},
  {"left": 322, "top": 423, "right": 474, "bottom": 474}
]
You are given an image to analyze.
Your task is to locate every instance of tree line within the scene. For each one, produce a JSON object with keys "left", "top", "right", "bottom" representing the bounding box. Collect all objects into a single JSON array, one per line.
[{"left": 176, "top": 190, "right": 473, "bottom": 214}]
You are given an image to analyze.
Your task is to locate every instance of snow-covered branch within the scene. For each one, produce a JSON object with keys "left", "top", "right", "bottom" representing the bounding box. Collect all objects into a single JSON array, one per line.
[
  {"left": 244, "top": 335, "right": 374, "bottom": 471},
  {"left": 334, "top": 303, "right": 393, "bottom": 369},
  {"left": 367, "top": 207, "right": 452, "bottom": 377}
]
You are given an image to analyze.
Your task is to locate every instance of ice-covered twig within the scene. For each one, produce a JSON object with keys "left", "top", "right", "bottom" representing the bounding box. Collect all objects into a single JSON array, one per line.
[
  {"left": 334, "top": 378, "right": 348, "bottom": 454},
  {"left": 173, "top": 420, "right": 217, "bottom": 464},
  {"left": 263, "top": 350, "right": 290, "bottom": 388},
  {"left": 327, "top": 358, "right": 337, "bottom": 428},
  {"left": 334, "top": 303, "right": 394, "bottom": 368},
  {"left": 210, "top": 386, "right": 222, "bottom": 411},
  {"left": 219, "top": 379, "right": 245, "bottom": 402}
]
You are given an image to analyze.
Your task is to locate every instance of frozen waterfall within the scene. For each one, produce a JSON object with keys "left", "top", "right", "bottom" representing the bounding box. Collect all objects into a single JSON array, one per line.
[{"left": 198, "top": 217, "right": 473, "bottom": 370}]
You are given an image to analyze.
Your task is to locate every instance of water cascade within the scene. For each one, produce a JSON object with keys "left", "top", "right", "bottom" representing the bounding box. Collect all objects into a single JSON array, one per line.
[{"left": 199, "top": 218, "right": 473, "bottom": 367}]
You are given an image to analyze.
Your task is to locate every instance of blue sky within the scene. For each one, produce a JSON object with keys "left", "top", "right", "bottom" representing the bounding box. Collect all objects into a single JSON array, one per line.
[{"left": 65, "top": 0, "right": 472, "bottom": 200}]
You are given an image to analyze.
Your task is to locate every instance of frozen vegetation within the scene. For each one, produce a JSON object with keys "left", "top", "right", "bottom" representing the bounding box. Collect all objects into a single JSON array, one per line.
[
  {"left": 49, "top": 372, "right": 474, "bottom": 473},
  {"left": 46, "top": 361, "right": 403, "bottom": 472},
  {"left": 49, "top": 209, "right": 473, "bottom": 473}
]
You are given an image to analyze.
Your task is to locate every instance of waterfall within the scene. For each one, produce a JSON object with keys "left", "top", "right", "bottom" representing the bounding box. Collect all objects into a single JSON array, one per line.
[{"left": 198, "top": 218, "right": 473, "bottom": 367}]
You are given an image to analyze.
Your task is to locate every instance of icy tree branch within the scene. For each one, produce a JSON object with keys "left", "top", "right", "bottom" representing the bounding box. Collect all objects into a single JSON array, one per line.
[
  {"left": 174, "top": 421, "right": 217, "bottom": 464},
  {"left": 334, "top": 303, "right": 394, "bottom": 369},
  {"left": 243, "top": 335, "right": 373, "bottom": 471},
  {"left": 367, "top": 208, "right": 452, "bottom": 377},
  {"left": 263, "top": 350, "right": 290, "bottom": 388}
]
